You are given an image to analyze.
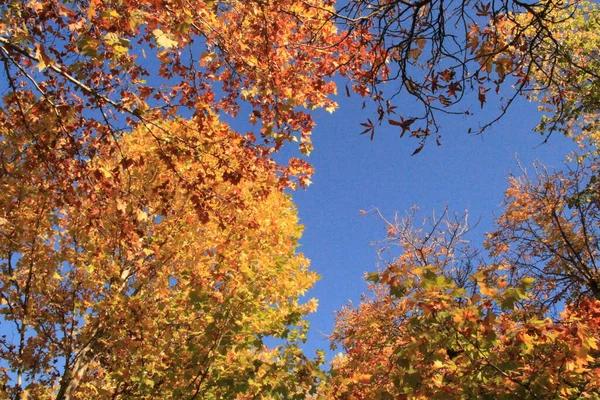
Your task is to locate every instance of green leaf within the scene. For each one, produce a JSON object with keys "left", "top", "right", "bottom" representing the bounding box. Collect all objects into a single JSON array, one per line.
[
  {"left": 396, "top": 358, "right": 410, "bottom": 368},
  {"left": 422, "top": 269, "right": 437, "bottom": 282},
  {"left": 365, "top": 272, "right": 380, "bottom": 283},
  {"left": 404, "top": 371, "right": 421, "bottom": 389},
  {"left": 389, "top": 285, "right": 406, "bottom": 298},
  {"left": 520, "top": 276, "right": 535, "bottom": 289}
]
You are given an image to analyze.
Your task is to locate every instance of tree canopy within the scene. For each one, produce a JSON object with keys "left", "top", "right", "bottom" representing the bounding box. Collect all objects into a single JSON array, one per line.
[
  {"left": 0, "top": 118, "right": 323, "bottom": 398},
  {"left": 337, "top": 0, "right": 600, "bottom": 147},
  {"left": 327, "top": 173, "right": 600, "bottom": 397},
  {"left": 326, "top": 3, "right": 600, "bottom": 398},
  {"left": 1, "top": 0, "right": 600, "bottom": 398}
]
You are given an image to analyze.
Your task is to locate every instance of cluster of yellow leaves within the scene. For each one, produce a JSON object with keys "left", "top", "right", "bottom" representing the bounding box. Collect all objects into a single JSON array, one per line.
[{"left": 0, "top": 112, "right": 322, "bottom": 398}]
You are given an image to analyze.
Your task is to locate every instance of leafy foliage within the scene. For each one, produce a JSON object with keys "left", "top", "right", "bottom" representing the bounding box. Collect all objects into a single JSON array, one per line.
[
  {"left": 0, "top": 1, "right": 365, "bottom": 396},
  {"left": 0, "top": 118, "right": 323, "bottom": 399},
  {"left": 328, "top": 160, "right": 600, "bottom": 398},
  {"left": 482, "top": 1, "right": 600, "bottom": 143},
  {"left": 337, "top": 0, "right": 600, "bottom": 146},
  {"left": 0, "top": 0, "right": 371, "bottom": 188},
  {"left": 3, "top": 0, "right": 600, "bottom": 398},
  {"left": 326, "top": 2, "right": 600, "bottom": 398}
]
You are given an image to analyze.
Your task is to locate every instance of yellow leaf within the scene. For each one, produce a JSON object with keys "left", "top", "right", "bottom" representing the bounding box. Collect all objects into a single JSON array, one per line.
[
  {"left": 153, "top": 29, "right": 178, "bottom": 49},
  {"left": 35, "top": 44, "right": 53, "bottom": 71},
  {"left": 136, "top": 209, "right": 148, "bottom": 222},
  {"left": 479, "top": 281, "right": 498, "bottom": 297}
]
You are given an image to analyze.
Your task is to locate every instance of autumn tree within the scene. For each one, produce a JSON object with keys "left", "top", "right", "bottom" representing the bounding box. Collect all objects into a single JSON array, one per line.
[
  {"left": 0, "top": 0, "right": 377, "bottom": 200},
  {"left": 326, "top": 155, "right": 600, "bottom": 398},
  {"left": 487, "top": 159, "right": 600, "bottom": 304},
  {"left": 336, "top": 0, "right": 600, "bottom": 146},
  {"left": 0, "top": 1, "right": 368, "bottom": 398},
  {"left": 0, "top": 116, "right": 326, "bottom": 399},
  {"left": 325, "top": 2, "right": 600, "bottom": 397},
  {"left": 486, "top": 0, "right": 600, "bottom": 144}
]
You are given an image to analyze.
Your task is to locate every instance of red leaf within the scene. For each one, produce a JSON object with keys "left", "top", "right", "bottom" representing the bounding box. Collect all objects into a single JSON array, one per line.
[{"left": 411, "top": 143, "right": 424, "bottom": 156}]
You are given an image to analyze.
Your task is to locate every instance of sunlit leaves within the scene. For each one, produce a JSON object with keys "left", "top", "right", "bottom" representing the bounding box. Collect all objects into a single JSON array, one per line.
[
  {"left": 152, "top": 29, "right": 178, "bottom": 49},
  {"left": 0, "top": 118, "right": 322, "bottom": 398},
  {"left": 327, "top": 157, "right": 600, "bottom": 398},
  {"left": 0, "top": 0, "right": 360, "bottom": 193},
  {"left": 0, "top": 1, "right": 360, "bottom": 393}
]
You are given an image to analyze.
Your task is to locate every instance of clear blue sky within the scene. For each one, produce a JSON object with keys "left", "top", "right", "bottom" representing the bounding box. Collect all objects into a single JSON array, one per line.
[{"left": 287, "top": 83, "right": 578, "bottom": 359}]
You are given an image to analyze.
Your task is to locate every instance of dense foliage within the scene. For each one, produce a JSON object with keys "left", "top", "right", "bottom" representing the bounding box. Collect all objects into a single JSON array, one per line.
[
  {"left": 1, "top": 0, "right": 600, "bottom": 398},
  {"left": 0, "top": 117, "right": 324, "bottom": 398},
  {"left": 0, "top": 0, "right": 349, "bottom": 396}
]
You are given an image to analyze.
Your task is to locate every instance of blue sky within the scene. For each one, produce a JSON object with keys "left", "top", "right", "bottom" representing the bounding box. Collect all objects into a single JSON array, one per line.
[{"left": 289, "top": 86, "right": 578, "bottom": 359}]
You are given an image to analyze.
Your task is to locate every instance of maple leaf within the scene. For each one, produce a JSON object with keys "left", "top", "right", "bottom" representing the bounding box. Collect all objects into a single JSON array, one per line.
[
  {"left": 389, "top": 117, "right": 416, "bottom": 138},
  {"left": 475, "top": 2, "right": 492, "bottom": 16},
  {"left": 34, "top": 43, "right": 53, "bottom": 71},
  {"left": 447, "top": 81, "right": 462, "bottom": 98},
  {"left": 152, "top": 29, "right": 178, "bottom": 49},
  {"left": 478, "top": 85, "right": 490, "bottom": 108},
  {"left": 360, "top": 118, "right": 375, "bottom": 140}
]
